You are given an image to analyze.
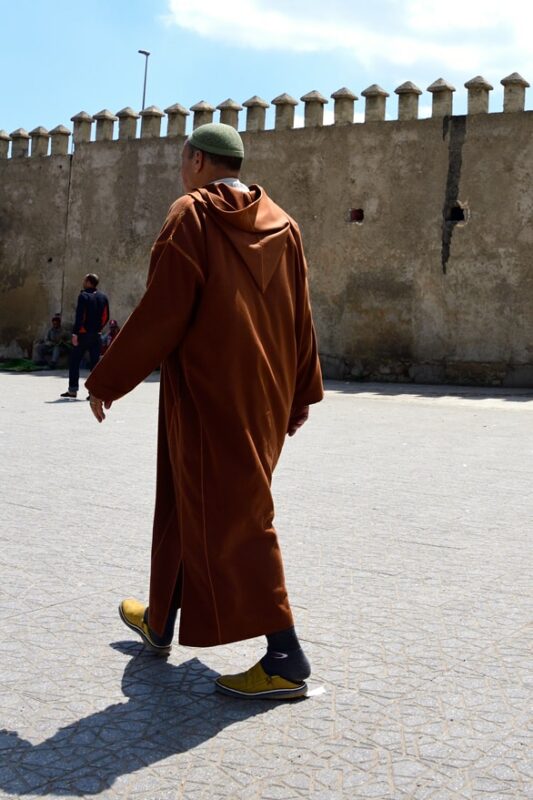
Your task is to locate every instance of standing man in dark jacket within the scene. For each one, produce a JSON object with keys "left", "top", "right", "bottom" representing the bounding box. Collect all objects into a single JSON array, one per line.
[{"left": 61, "top": 273, "right": 109, "bottom": 399}]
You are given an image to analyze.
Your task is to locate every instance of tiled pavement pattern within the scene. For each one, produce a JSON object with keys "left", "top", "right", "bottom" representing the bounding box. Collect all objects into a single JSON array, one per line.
[{"left": 0, "top": 371, "right": 532, "bottom": 800}]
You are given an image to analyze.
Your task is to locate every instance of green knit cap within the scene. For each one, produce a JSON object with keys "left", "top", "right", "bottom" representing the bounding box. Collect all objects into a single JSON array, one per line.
[{"left": 187, "top": 122, "right": 244, "bottom": 158}]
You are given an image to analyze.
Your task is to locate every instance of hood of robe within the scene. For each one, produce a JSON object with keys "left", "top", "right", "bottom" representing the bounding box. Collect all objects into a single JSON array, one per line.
[{"left": 191, "top": 183, "right": 292, "bottom": 293}]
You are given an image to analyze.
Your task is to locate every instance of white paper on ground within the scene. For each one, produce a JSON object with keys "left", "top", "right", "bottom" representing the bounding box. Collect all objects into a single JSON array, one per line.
[{"left": 306, "top": 685, "right": 326, "bottom": 698}]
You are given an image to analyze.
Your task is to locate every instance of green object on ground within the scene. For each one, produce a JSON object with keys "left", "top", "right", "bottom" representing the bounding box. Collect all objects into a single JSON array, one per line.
[{"left": 0, "top": 359, "right": 47, "bottom": 372}]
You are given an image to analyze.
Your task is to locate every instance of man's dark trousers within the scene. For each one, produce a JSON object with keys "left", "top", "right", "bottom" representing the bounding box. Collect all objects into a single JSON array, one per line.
[{"left": 68, "top": 333, "right": 101, "bottom": 392}]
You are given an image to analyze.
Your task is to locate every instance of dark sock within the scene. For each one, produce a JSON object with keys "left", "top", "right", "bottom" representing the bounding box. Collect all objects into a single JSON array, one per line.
[
  {"left": 143, "top": 608, "right": 174, "bottom": 647},
  {"left": 144, "top": 570, "right": 182, "bottom": 647},
  {"left": 261, "top": 626, "right": 311, "bottom": 683}
]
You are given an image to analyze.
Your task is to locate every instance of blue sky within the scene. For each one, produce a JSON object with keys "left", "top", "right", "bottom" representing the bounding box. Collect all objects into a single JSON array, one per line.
[{"left": 2, "top": 0, "right": 532, "bottom": 136}]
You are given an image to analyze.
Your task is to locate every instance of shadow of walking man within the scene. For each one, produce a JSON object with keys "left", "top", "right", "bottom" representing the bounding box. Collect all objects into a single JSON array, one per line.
[{"left": 0, "top": 644, "right": 273, "bottom": 796}]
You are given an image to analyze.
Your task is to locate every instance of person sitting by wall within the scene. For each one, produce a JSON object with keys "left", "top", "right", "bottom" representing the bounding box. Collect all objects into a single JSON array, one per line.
[
  {"left": 100, "top": 319, "right": 121, "bottom": 355},
  {"left": 33, "top": 314, "right": 70, "bottom": 368}
]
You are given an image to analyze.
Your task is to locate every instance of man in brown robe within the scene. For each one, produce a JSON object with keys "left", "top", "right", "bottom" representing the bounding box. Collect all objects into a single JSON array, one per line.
[{"left": 86, "top": 123, "right": 323, "bottom": 699}]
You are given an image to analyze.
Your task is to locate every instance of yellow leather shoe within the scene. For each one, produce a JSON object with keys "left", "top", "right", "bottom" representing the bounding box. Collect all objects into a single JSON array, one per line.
[
  {"left": 215, "top": 661, "right": 307, "bottom": 700},
  {"left": 118, "top": 598, "right": 171, "bottom": 656}
]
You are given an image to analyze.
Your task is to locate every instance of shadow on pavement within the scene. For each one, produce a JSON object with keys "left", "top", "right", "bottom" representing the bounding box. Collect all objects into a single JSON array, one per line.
[
  {"left": 326, "top": 379, "right": 533, "bottom": 403},
  {"left": 44, "top": 398, "right": 87, "bottom": 404},
  {"left": 0, "top": 648, "right": 274, "bottom": 796},
  {"left": 0, "top": 370, "right": 161, "bottom": 383},
  {"left": 2, "top": 371, "right": 530, "bottom": 401}
]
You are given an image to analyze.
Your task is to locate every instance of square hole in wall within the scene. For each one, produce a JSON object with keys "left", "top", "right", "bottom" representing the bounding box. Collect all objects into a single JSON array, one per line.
[
  {"left": 349, "top": 208, "right": 364, "bottom": 223},
  {"left": 445, "top": 202, "right": 469, "bottom": 225}
]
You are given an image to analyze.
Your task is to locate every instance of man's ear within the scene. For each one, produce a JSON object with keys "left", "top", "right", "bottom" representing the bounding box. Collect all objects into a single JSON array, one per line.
[{"left": 193, "top": 149, "right": 205, "bottom": 173}]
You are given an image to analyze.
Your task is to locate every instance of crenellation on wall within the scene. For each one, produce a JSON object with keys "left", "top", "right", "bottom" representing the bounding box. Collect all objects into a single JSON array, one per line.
[
  {"left": 243, "top": 96, "right": 270, "bottom": 131},
  {"left": 395, "top": 82, "right": 422, "bottom": 121},
  {"left": 2, "top": 73, "right": 531, "bottom": 158},
  {"left": 140, "top": 105, "right": 164, "bottom": 138},
  {"left": 331, "top": 87, "right": 358, "bottom": 125},
  {"left": 93, "top": 109, "right": 118, "bottom": 141},
  {"left": 361, "top": 84, "right": 389, "bottom": 122},
  {"left": 272, "top": 93, "right": 299, "bottom": 130},
  {"left": 71, "top": 111, "right": 93, "bottom": 146},
  {"left": 10, "top": 128, "right": 30, "bottom": 158},
  {"left": 29, "top": 126, "right": 50, "bottom": 157},
  {"left": 300, "top": 90, "right": 328, "bottom": 128},
  {"left": 50, "top": 125, "right": 71, "bottom": 156},
  {"left": 464, "top": 75, "right": 493, "bottom": 114},
  {"left": 501, "top": 72, "right": 530, "bottom": 112},
  {"left": 217, "top": 98, "right": 242, "bottom": 129},
  {"left": 190, "top": 100, "right": 215, "bottom": 129},
  {"left": 427, "top": 78, "right": 455, "bottom": 117},
  {"left": 164, "top": 103, "right": 189, "bottom": 136},
  {"left": 0, "top": 130, "right": 10, "bottom": 158},
  {"left": 117, "top": 107, "right": 140, "bottom": 140}
]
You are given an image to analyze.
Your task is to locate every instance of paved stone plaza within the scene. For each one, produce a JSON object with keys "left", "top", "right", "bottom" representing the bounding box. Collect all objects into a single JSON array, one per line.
[{"left": 0, "top": 371, "right": 531, "bottom": 799}]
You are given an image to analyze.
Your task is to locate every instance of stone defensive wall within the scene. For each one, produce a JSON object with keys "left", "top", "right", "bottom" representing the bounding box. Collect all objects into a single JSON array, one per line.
[{"left": 1, "top": 73, "right": 532, "bottom": 386}]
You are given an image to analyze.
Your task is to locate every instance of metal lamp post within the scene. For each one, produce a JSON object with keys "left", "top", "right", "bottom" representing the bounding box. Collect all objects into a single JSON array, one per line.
[{"left": 138, "top": 50, "right": 150, "bottom": 111}]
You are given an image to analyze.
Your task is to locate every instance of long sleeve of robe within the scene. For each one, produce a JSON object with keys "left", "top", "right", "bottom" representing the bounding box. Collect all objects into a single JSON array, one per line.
[{"left": 86, "top": 183, "right": 323, "bottom": 646}]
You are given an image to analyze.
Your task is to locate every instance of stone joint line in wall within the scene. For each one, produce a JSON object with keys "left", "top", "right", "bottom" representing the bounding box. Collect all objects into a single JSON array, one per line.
[{"left": 1, "top": 72, "right": 530, "bottom": 159}]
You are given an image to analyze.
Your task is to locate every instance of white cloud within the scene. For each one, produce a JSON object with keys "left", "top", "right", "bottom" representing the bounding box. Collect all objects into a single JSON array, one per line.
[
  {"left": 164, "top": 0, "right": 533, "bottom": 76},
  {"left": 405, "top": 0, "right": 532, "bottom": 33}
]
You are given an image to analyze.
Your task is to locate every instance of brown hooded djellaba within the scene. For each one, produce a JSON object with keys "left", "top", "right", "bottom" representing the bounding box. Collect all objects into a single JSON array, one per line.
[{"left": 86, "top": 183, "right": 323, "bottom": 647}]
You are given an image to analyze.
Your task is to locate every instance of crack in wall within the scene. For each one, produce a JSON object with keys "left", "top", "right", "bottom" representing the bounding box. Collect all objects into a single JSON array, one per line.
[
  {"left": 441, "top": 115, "right": 467, "bottom": 274},
  {"left": 60, "top": 153, "right": 74, "bottom": 315}
]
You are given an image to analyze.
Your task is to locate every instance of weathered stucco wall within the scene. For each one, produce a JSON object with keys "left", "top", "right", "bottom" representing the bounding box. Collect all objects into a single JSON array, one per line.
[
  {"left": 1, "top": 110, "right": 532, "bottom": 385},
  {"left": 0, "top": 156, "right": 71, "bottom": 356},
  {"left": 62, "top": 138, "right": 183, "bottom": 327}
]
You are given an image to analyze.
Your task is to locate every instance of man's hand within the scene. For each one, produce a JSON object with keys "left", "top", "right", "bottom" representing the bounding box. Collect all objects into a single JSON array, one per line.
[
  {"left": 287, "top": 405, "right": 309, "bottom": 436},
  {"left": 71, "top": 334, "right": 78, "bottom": 347},
  {"left": 89, "top": 394, "right": 112, "bottom": 423}
]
